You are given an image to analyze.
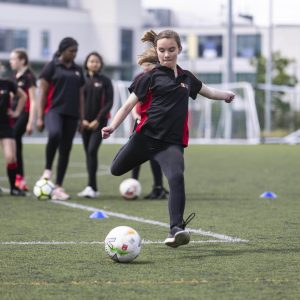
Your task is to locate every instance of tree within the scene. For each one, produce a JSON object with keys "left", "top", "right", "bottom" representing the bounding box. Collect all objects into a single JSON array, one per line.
[{"left": 250, "top": 51, "right": 297, "bottom": 133}]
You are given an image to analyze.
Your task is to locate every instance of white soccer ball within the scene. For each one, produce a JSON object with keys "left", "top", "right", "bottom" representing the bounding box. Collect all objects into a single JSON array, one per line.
[
  {"left": 33, "top": 178, "right": 55, "bottom": 200},
  {"left": 119, "top": 178, "right": 141, "bottom": 200},
  {"left": 104, "top": 226, "right": 142, "bottom": 263}
]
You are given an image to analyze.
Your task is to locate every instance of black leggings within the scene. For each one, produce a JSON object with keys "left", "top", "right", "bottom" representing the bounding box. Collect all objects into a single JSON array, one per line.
[
  {"left": 13, "top": 111, "right": 29, "bottom": 176},
  {"left": 81, "top": 121, "right": 106, "bottom": 191},
  {"left": 45, "top": 111, "right": 78, "bottom": 186},
  {"left": 111, "top": 133, "right": 185, "bottom": 229},
  {"left": 132, "top": 159, "right": 163, "bottom": 187}
]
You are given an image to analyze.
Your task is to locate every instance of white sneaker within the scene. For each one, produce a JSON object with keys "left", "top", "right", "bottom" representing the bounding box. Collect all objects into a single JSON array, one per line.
[
  {"left": 77, "top": 186, "right": 99, "bottom": 198},
  {"left": 41, "top": 169, "right": 52, "bottom": 180},
  {"left": 51, "top": 187, "right": 70, "bottom": 201}
]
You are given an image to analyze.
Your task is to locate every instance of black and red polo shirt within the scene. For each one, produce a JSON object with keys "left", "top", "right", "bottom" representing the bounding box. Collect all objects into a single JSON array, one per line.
[
  {"left": 39, "top": 58, "right": 85, "bottom": 118},
  {"left": 15, "top": 68, "right": 36, "bottom": 113},
  {"left": 129, "top": 64, "right": 202, "bottom": 147},
  {"left": 0, "top": 78, "right": 17, "bottom": 127},
  {"left": 83, "top": 72, "right": 114, "bottom": 122}
]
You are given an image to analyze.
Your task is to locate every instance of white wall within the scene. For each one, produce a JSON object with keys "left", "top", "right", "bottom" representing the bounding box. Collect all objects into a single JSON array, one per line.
[{"left": 0, "top": 0, "right": 143, "bottom": 66}]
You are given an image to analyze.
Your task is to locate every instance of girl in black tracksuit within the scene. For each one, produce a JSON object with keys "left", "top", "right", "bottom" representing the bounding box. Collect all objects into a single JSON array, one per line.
[
  {"left": 9, "top": 49, "right": 37, "bottom": 191},
  {"left": 37, "top": 37, "right": 85, "bottom": 201},
  {"left": 0, "top": 70, "right": 27, "bottom": 196},
  {"left": 77, "top": 52, "right": 113, "bottom": 198},
  {"left": 102, "top": 30, "right": 235, "bottom": 248}
]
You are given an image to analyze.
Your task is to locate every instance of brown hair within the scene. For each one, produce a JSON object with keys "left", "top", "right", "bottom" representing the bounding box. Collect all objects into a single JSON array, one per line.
[
  {"left": 141, "top": 29, "right": 182, "bottom": 50},
  {"left": 12, "top": 48, "right": 29, "bottom": 66},
  {"left": 137, "top": 48, "right": 158, "bottom": 65}
]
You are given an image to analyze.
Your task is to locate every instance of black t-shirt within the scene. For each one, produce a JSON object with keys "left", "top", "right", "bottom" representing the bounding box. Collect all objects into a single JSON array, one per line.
[
  {"left": 13, "top": 68, "right": 36, "bottom": 113},
  {"left": 83, "top": 72, "right": 114, "bottom": 122},
  {"left": 39, "top": 58, "right": 85, "bottom": 118},
  {"left": 0, "top": 79, "right": 17, "bottom": 126},
  {"left": 129, "top": 64, "right": 202, "bottom": 146}
]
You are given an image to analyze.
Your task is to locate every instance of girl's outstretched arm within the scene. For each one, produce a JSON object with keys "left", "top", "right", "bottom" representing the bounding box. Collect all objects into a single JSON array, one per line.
[
  {"left": 102, "top": 92, "right": 139, "bottom": 139},
  {"left": 199, "top": 83, "right": 235, "bottom": 103}
]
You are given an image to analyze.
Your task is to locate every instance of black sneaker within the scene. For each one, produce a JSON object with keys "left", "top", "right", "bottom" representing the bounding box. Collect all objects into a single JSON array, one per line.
[
  {"left": 164, "top": 213, "right": 196, "bottom": 248},
  {"left": 10, "top": 188, "right": 26, "bottom": 196},
  {"left": 144, "top": 186, "right": 169, "bottom": 200}
]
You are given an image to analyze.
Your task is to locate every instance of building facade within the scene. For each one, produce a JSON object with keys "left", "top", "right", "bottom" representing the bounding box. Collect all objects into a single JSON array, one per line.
[
  {"left": 0, "top": 0, "right": 300, "bottom": 83},
  {"left": 0, "top": 0, "right": 143, "bottom": 79}
]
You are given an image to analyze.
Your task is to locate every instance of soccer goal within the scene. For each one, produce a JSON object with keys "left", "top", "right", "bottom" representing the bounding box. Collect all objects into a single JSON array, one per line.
[{"left": 107, "top": 80, "right": 260, "bottom": 145}]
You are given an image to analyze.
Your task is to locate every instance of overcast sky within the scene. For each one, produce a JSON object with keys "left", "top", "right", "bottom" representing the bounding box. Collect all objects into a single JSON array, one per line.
[{"left": 142, "top": 0, "right": 300, "bottom": 26}]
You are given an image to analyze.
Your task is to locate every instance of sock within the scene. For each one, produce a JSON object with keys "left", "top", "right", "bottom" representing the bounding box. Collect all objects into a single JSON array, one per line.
[{"left": 7, "top": 162, "right": 18, "bottom": 190}]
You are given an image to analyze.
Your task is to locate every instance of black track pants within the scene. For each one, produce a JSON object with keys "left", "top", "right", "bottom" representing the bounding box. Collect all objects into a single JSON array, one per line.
[
  {"left": 45, "top": 111, "right": 78, "bottom": 186},
  {"left": 111, "top": 133, "right": 185, "bottom": 229}
]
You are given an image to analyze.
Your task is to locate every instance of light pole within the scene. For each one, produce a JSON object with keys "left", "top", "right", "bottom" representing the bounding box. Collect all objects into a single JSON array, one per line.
[
  {"left": 224, "top": 0, "right": 233, "bottom": 139},
  {"left": 226, "top": 0, "right": 234, "bottom": 83},
  {"left": 265, "top": 0, "right": 273, "bottom": 134}
]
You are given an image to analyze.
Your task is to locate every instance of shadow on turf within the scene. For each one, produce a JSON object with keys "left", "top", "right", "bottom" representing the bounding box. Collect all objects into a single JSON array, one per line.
[{"left": 112, "top": 261, "right": 154, "bottom": 265}]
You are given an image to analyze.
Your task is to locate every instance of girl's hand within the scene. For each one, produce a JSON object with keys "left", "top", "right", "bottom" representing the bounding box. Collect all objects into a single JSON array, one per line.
[
  {"left": 36, "top": 117, "right": 44, "bottom": 132},
  {"left": 225, "top": 91, "right": 235, "bottom": 103},
  {"left": 82, "top": 120, "right": 90, "bottom": 129},
  {"left": 26, "top": 122, "right": 33, "bottom": 135},
  {"left": 89, "top": 119, "right": 99, "bottom": 130},
  {"left": 102, "top": 126, "right": 114, "bottom": 139},
  {"left": 8, "top": 109, "right": 21, "bottom": 119}
]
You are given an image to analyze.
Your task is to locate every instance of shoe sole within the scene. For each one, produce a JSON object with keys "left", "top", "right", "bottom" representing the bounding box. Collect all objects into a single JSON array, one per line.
[{"left": 164, "top": 230, "right": 190, "bottom": 248}]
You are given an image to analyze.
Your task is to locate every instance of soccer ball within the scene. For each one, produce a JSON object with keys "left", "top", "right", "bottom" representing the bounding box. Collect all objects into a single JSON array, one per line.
[
  {"left": 33, "top": 178, "right": 55, "bottom": 200},
  {"left": 104, "top": 226, "right": 142, "bottom": 263},
  {"left": 119, "top": 178, "right": 141, "bottom": 200}
]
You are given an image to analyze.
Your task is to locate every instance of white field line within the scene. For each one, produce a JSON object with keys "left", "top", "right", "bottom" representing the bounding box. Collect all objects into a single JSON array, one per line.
[
  {"left": 51, "top": 200, "right": 248, "bottom": 243},
  {"left": 0, "top": 240, "right": 238, "bottom": 246}
]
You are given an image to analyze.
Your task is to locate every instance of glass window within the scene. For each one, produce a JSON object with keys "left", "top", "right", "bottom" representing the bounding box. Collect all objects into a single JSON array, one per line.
[
  {"left": 198, "top": 35, "right": 223, "bottom": 58},
  {"left": 41, "top": 30, "right": 50, "bottom": 57},
  {"left": 0, "top": 29, "right": 28, "bottom": 52},
  {"left": 236, "top": 34, "right": 261, "bottom": 58},
  {"left": 12, "top": 30, "right": 27, "bottom": 49},
  {"left": 0, "top": 0, "right": 68, "bottom": 7},
  {"left": 120, "top": 29, "right": 133, "bottom": 63}
]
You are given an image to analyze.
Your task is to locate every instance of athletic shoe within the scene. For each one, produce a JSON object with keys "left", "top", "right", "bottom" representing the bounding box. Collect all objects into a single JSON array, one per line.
[
  {"left": 164, "top": 213, "right": 196, "bottom": 248},
  {"left": 10, "top": 188, "right": 26, "bottom": 197},
  {"left": 19, "top": 177, "right": 29, "bottom": 191},
  {"left": 144, "top": 186, "right": 169, "bottom": 200},
  {"left": 77, "top": 186, "right": 100, "bottom": 198},
  {"left": 40, "top": 169, "right": 52, "bottom": 180},
  {"left": 15, "top": 174, "right": 22, "bottom": 188},
  {"left": 51, "top": 187, "right": 70, "bottom": 201}
]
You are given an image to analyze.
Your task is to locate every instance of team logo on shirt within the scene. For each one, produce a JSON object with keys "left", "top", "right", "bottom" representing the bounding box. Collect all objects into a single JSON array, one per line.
[
  {"left": 75, "top": 71, "right": 81, "bottom": 77},
  {"left": 18, "top": 81, "right": 24, "bottom": 87},
  {"left": 0, "top": 89, "right": 8, "bottom": 95},
  {"left": 94, "top": 82, "right": 102, "bottom": 88},
  {"left": 180, "top": 82, "right": 189, "bottom": 89}
]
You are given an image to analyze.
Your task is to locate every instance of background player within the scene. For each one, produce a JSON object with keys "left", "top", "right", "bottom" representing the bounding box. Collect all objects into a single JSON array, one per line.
[
  {"left": 9, "top": 48, "right": 37, "bottom": 191},
  {"left": 37, "top": 37, "right": 85, "bottom": 201},
  {"left": 77, "top": 51, "right": 114, "bottom": 198},
  {"left": 0, "top": 61, "right": 27, "bottom": 196},
  {"left": 131, "top": 48, "right": 169, "bottom": 200}
]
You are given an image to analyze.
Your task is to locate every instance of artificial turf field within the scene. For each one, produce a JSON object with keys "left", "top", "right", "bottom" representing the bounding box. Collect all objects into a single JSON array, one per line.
[{"left": 0, "top": 143, "right": 299, "bottom": 300}]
